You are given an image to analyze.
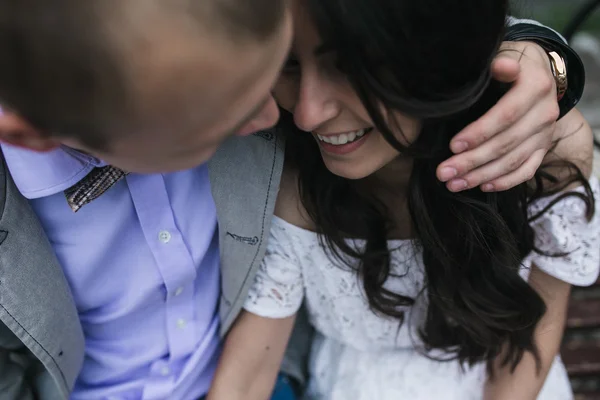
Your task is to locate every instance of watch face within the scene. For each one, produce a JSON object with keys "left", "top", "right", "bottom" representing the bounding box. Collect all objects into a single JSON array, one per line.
[{"left": 548, "top": 51, "right": 567, "bottom": 100}]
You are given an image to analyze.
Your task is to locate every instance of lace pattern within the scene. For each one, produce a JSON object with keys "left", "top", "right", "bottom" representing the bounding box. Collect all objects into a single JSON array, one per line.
[
  {"left": 524, "top": 178, "right": 600, "bottom": 285},
  {"left": 242, "top": 177, "right": 600, "bottom": 399},
  {"left": 244, "top": 224, "right": 305, "bottom": 319}
]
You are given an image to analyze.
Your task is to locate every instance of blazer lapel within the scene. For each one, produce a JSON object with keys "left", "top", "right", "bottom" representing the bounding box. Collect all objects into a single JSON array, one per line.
[
  {"left": 0, "top": 156, "right": 84, "bottom": 396},
  {"left": 208, "top": 130, "right": 284, "bottom": 334}
]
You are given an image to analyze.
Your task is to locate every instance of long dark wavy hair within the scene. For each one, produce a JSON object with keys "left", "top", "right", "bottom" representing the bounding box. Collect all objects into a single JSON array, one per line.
[{"left": 282, "top": 0, "right": 595, "bottom": 373}]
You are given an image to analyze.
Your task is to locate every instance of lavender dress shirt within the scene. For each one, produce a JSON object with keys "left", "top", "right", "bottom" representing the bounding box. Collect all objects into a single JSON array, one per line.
[{"left": 2, "top": 144, "right": 221, "bottom": 400}]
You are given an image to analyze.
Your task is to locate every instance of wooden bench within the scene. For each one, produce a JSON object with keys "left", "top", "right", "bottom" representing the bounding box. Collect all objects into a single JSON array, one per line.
[
  {"left": 561, "top": 277, "right": 600, "bottom": 399},
  {"left": 567, "top": 298, "right": 600, "bottom": 329},
  {"left": 562, "top": 337, "right": 600, "bottom": 376}
]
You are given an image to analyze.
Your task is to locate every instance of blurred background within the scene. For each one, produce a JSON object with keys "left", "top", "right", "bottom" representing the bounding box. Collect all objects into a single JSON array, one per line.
[
  {"left": 514, "top": 2, "right": 600, "bottom": 398},
  {"left": 513, "top": 0, "right": 600, "bottom": 35}
]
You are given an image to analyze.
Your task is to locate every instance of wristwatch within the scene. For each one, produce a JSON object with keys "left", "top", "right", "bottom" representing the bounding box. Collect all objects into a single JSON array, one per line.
[
  {"left": 547, "top": 51, "right": 568, "bottom": 101},
  {"left": 504, "top": 23, "right": 585, "bottom": 120}
]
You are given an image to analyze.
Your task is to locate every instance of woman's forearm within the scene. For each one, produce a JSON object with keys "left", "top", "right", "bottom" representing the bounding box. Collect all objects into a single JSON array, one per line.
[
  {"left": 484, "top": 266, "right": 571, "bottom": 400},
  {"left": 484, "top": 346, "right": 558, "bottom": 400},
  {"left": 208, "top": 311, "right": 297, "bottom": 400}
]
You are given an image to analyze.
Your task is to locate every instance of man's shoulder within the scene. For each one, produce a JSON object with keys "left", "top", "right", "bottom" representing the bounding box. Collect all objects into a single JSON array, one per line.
[
  {"left": 211, "top": 130, "right": 284, "bottom": 164},
  {"left": 208, "top": 130, "right": 285, "bottom": 189},
  {"left": 0, "top": 152, "right": 45, "bottom": 247},
  {"left": 544, "top": 109, "right": 594, "bottom": 183},
  {"left": 210, "top": 131, "right": 287, "bottom": 333}
]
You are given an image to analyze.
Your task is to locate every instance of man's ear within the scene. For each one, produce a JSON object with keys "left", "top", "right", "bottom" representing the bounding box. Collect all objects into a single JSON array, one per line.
[{"left": 0, "top": 113, "right": 60, "bottom": 152}]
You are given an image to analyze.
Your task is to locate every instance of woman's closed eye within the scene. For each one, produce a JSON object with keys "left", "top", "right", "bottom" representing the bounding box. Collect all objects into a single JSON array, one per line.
[
  {"left": 281, "top": 52, "right": 349, "bottom": 79},
  {"left": 282, "top": 56, "right": 301, "bottom": 75}
]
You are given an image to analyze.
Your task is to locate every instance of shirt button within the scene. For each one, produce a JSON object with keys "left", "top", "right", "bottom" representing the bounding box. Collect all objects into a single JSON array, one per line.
[
  {"left": 158, "top": 230, "right": 171, "bottom": 244},
  {"left": 160, "top": 366, "right": 170, "bottom": 376},
  {"left": 177, "top": 319, "right": 187, "bottom": 329},
  {"left": 174, "top": 287, "right": 184, "bottom": 296}
]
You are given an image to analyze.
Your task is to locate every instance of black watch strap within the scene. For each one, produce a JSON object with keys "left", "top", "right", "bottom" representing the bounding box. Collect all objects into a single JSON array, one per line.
[{"left": 504, "top": 23, "right": 585, "bottom": 120}]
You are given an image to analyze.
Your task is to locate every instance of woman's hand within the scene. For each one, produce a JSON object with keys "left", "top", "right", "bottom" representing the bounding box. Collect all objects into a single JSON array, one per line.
[{"left": 437, "top": 41, "right": 561, "bottom": 192}]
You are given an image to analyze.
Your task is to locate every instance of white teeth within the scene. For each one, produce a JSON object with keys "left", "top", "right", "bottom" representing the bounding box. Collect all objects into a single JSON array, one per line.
[{"left": 315, "top": 128, "right": 369, "bottom": 146}]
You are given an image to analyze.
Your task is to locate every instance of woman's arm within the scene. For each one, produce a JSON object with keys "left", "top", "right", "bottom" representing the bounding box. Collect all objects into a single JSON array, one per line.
[
  {"left": 484, "top": 267, "right": 571, "bottom": 400},
  {"left": 485, "top": 106, "right": 595, "bottom": 400},
  {"left": 208, "top": 311, "right": 297, "bottom": 400},
  {"left": 210, "top": 167, "right": 309, "bottom": 400}
]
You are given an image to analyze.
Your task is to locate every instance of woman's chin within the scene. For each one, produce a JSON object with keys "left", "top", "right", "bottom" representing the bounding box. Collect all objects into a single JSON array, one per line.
[{"left": 323, "top": 160, "right": 374, "bottom": 180}]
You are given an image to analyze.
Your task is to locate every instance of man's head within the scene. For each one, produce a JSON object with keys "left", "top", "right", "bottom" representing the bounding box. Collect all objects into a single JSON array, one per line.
[{"left": 0, "top": 0, "right": 292, "bottom": 172}]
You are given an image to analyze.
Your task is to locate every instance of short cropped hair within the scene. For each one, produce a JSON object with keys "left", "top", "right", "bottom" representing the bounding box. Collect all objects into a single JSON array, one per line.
[
  {"left": 0, "top": 0, "right": 287, "bottom": 148},
  {"left": 210, "top": 0, "right": 288, "bottom": 41}
]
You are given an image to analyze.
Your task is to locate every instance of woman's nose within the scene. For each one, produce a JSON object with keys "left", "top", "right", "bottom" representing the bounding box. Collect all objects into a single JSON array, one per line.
[{"left": 293, "top": 76, "right": 339, "bottom": 133}]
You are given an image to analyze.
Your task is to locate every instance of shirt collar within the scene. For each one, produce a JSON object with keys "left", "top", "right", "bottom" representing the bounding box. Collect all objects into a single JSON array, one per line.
[{"left": 2, "top": 144, "right": 106, "bottom": 199}]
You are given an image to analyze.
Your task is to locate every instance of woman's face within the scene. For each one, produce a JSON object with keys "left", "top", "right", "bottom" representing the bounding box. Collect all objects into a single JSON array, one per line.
[{"left": 274, "top": 0, "right": 421, "bottom": 180}]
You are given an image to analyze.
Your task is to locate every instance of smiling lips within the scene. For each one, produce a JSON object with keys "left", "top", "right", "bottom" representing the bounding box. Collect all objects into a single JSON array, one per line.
[
  {"left": 316, "top": 128, "right": 371, "bottom": 145},
  {"left": 314, "top": 127, "right": 374, "bottom": 155}
]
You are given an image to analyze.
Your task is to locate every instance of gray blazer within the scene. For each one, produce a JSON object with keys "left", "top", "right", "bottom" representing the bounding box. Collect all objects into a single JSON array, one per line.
[{"left": 0, "top": 131, "right": 311, "bottom": 399}]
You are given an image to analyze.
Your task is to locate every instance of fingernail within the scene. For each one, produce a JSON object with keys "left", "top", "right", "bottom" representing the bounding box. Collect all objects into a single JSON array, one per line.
[
  {"left": 451, "top": 141, "right": 468, "bottom": 153},
  {"left": 482, "top": 183, "right": 495, "bottom": 192},
  {"left": 448, "top": 179, "right": 468, "bottom": 192},
  {"left": 439, "top": 167, "right": 457, "bottom": 181}
]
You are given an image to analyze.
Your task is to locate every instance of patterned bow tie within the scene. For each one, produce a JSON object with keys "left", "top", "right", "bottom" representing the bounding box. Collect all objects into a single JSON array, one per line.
[{"left": 64, "top": 166, "right": 128, "bottom": 212}]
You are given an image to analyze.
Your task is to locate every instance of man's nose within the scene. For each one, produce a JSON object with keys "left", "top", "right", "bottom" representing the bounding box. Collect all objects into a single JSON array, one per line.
[{"left": 236, "top": 97, "right": 280, "bottom": 137}]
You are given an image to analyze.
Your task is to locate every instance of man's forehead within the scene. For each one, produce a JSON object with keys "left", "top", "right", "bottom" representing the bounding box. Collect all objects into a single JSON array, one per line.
[
  {"left": 120, "top": 11, "right": 290, "bottom": 130},
  {"left": 192, "top": 10, "right": 292, "bottom": 133}
]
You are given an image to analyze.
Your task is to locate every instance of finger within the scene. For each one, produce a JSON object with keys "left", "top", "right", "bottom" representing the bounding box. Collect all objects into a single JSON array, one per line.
[
  {"left": 491, "top": 56, "right": 520, "bottom": 83},
  {"left": 439, "top": 106, "right": 554, "bottom": 181},
  {"left": 450, "top": 88, "right": 536, "bottom": 154},
  {"left": 450, "top": 54, "right": 554, "bottom": 153},
  {"left": 443, "top": 132, "right": 548, "bottom": 191},
  {"left": 480, "top": 148, "right": 546, "bottom": 192}
]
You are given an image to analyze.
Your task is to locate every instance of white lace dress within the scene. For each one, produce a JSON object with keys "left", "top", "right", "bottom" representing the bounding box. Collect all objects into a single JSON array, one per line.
[{"left": 244, "top": 178, "right": 600, "bottom": 400}]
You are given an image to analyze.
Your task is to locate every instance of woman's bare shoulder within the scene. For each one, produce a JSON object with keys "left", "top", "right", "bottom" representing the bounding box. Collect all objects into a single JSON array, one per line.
[{"left": 274, "top": 164, "right": 316, "bottom": 231}]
